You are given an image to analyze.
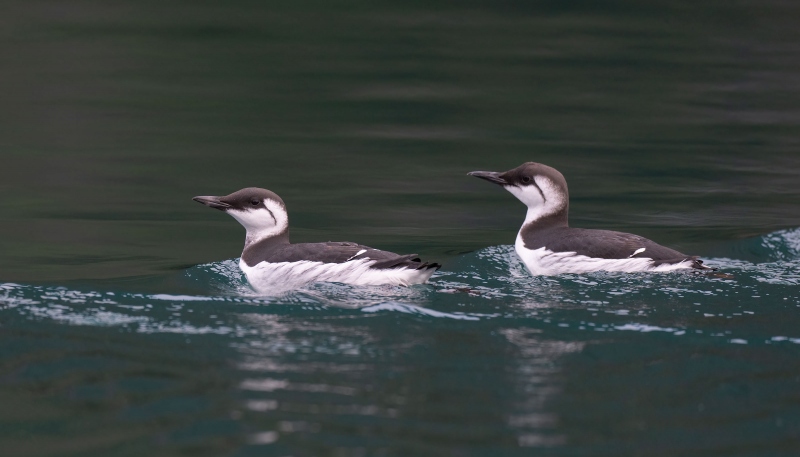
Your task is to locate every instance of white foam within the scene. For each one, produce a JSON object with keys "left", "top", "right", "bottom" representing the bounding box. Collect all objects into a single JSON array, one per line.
[
  {"left": 361, "top": 301, "right": 482, "bottom": 320},
  {"left": 150, "top": 294, "right": 215, "bottom": 301}
]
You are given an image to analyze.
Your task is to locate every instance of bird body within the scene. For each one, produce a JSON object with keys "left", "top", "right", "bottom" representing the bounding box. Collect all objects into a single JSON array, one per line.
[
  {"left": 194, "top": 188, "right": 439, "bottom": 293},
  {"left": 469, "top": 162, "right": 710, "bottom": 275}
]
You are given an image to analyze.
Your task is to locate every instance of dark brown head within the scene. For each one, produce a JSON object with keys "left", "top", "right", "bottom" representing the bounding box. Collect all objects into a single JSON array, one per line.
[
  {"left": 193, "top": 187, "right": 289, "bottom": 243},
  {"left": 468, "top": 162, "right": 569, "bottom": 226}
]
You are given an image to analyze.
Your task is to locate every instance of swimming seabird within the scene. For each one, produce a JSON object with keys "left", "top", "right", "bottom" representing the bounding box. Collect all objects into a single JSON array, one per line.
[
  {"left": 194, "top": 187, "right": 440, "bottom": 292},
  {"left": 468, "top": 162, "right": 712, "bottom": 275}
]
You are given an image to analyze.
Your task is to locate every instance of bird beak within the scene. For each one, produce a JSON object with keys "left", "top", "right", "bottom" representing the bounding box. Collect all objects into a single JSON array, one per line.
[
  {"left": 192, "top": 195, "right": 232, "bottom": 211},
  {"left": 467, "top": 171, "right": 508, "bottom": 186}
]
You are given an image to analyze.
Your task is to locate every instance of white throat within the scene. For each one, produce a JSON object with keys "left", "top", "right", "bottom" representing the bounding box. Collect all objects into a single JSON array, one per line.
[
  {"left": 227, "top": 199, "right": 289, "bottom": 245},
  {"left": 505, "top": 176, "right": 567, "bottom": 226}
]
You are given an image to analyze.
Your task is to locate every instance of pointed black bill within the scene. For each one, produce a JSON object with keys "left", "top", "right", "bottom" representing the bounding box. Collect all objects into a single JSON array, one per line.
[
  {"left": 468, "top": 171, "right": 507, "bottom": 186},
  {"left": 192, "top": 195, "right": 232, "bottom": 211}
]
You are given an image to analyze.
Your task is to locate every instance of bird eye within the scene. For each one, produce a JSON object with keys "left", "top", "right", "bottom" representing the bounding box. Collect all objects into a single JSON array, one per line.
[
  {"left": 250, "top": 198, "right": 260, "bottom": 206},
  {"left": 521, "top": 176, "right": 531, "bottom": 183}
]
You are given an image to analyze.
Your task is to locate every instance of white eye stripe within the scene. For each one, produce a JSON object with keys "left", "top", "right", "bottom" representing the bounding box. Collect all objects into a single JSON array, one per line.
[
  {"left": 228, "top": 198, "right": 289, "bottom": 245},
  {"left": 265, "top": 208, "right": 276, "bottom": 224},
  {"left": 530, "top": 178, "right": 545, "bottom": 202},
  {"left": 506, "top": 176, "right": 567, "bottom": 226}
]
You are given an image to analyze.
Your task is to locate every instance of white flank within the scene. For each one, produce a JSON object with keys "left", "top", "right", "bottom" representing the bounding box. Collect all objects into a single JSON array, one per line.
[
  {"left": 240, "top": 258, "right": 436, "bottom": 294},
  {"left": 514, "top": 234, "right": 693, "bottom": 275}
]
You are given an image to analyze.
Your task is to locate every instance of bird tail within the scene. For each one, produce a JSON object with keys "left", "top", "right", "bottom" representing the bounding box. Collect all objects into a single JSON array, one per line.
[
  {"left": 372, "top": 254, "right": 442, "bottom": 271},
  {"left": 416, "top": 261, "right": 442, "bottom": 271},
  {"left": 690, "top": 257, "right": 715, "bottom": 271},
  {"left": 652, "top": 256, "right": 716, "bottom": 271}
]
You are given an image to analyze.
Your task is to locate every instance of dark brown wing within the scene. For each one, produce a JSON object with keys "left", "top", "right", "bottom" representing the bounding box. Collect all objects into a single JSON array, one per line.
[
  {"left": 264, "top": 242, "right": 441, "bottom": 270},
  {"left": 545, "top": 229, "right": 687, "bottom": 260},
  {"left": 525, "top": 228, "right": 712, "bottom": 270}
]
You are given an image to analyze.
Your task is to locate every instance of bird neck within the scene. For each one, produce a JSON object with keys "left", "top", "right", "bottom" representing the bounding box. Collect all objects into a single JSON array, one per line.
[
  {"left": 244, "top": 228, "right": 290, "bottom": 249},
  {"left": 521, "top": 202, "right": 569, "bottom": 233},
  {"left": 241, "top": 230, "right": 290, "bottom": 267}
]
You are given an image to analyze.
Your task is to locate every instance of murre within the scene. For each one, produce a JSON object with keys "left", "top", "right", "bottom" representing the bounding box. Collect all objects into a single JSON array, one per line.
[
  {"left": 468, "top": 162, "right": 712, "bottom": 275},
  {"left": 193, "top": 187, "right": 440, "bottom": 293}
]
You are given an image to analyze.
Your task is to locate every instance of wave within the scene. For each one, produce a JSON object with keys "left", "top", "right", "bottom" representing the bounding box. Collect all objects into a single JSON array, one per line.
[{"left": 2, "top": 227, "right": 800, "bottom": 345}]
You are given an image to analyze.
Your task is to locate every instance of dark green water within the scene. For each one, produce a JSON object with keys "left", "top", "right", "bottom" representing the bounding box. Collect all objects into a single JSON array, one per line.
[{"left": 3, "top": 1, "right": 800, "bottom": 455}]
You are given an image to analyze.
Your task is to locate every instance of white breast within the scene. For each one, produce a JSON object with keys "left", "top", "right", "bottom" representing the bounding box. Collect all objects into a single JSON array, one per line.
[
  {"left": 239, "top": 258, "right": 436, "bottom": 294},
  {"left": 514, "top": 233, "right": 693, "bottom": 275}
]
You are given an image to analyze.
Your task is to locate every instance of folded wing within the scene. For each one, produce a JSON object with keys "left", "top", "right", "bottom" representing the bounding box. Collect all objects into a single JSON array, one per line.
[
  {"left": 263, "top": 242, "right": 441, "bottom": 270},
  {"left": 526, "top": 228, "right": 710, "bottom": 269}
]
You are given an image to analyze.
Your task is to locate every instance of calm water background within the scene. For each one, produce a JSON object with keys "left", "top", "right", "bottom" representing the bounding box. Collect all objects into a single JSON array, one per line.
[{"left": 2, "top": 1, "right": 800, "bottom": 455}]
